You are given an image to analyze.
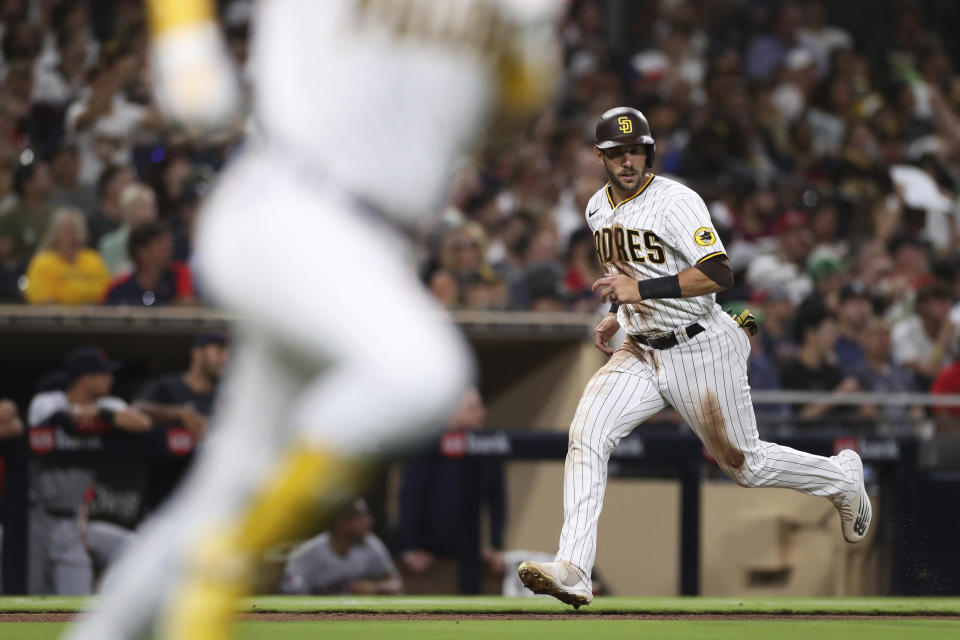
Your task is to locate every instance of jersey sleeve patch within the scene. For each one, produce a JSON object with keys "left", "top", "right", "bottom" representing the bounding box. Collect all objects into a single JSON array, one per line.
[
  {"left": 694, "top": 227, "right": 717, "bottom": 246},
  {"left": 665, "top": 195, "right": 727, "bottom": 266}
]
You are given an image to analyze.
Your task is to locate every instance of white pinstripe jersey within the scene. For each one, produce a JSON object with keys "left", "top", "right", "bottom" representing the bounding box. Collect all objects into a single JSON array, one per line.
[
  {"left": 586, "top": 173, "right": 726, "bottom": 335},
  {"left": 251, "top": 0, "right": 562, "bottom": 225}
]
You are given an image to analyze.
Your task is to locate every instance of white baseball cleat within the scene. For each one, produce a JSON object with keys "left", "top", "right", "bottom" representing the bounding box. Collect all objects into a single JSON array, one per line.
[
  {"left": 831, "top": 449, "right": 872, "bottom": 543},
  {"left": 517, "top": 560, "right": 593, "bottom": 609}
]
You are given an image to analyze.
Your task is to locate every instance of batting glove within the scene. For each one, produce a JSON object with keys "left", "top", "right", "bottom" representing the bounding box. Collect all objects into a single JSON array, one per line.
[{"left": 729, "top": 308, "right": 759, "bottom": 335}]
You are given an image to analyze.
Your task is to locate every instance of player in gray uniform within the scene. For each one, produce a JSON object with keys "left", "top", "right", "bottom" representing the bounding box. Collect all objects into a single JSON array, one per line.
[
  {"left": 27, "top": 347, "right": 150, "bottom": 594},
  {"left": 518, "top": 107, "right": 872, "bottom": 608},
  {"left": 280, "top": 498, "right": 400, "bottom": 595}
]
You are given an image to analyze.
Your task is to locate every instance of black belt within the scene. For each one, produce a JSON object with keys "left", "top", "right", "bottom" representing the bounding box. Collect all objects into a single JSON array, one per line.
[
  {"left": 629, "top": 323, "right": 704, "bottom": 350},
  {"left": 278, "top": 146, "right": 415, "bottom": 241}
]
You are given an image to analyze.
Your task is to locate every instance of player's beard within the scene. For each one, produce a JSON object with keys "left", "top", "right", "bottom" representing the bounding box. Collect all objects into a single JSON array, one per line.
[{"left": 602, "top": 158, "right": 642, "bottom": 193}]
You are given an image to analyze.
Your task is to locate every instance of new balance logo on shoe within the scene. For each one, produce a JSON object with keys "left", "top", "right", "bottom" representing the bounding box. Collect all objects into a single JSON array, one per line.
[{"left": 853, "top": 501, "right": 868, "bottom": 536}]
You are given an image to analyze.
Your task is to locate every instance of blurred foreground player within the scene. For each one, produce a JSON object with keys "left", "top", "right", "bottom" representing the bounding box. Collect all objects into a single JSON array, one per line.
[{"left": 66, "top": 1, "right": 562, "bottom": 639}]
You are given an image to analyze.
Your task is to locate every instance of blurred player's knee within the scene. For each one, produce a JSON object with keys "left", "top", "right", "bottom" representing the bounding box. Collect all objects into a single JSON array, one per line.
[
  {"left": 293, "top": 321, "right": 472, "bottom": 456},
  {"left": 391, "top": 324, "right": 474, "bottom": 424}
]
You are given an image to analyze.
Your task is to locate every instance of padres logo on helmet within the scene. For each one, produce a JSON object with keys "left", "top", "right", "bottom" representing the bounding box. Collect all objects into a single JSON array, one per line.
[{"left": 595, "top": 107, "right": 656, "bottom": 168}]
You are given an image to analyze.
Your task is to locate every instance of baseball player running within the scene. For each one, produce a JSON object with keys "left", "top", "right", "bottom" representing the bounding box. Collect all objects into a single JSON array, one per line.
[
  {"left": 66, "top": 1, "right": 562, "bottom": 639},
  {"left": 518, "top": 107, "right": 872, "bottom": 608}
]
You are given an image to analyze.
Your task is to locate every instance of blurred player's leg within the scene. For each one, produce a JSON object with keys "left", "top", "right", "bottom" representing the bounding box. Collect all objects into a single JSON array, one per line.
[
  {"left": 69, "top": 149, "right": 470, "bottom": 640},
  {"left": 84, "top": 520, "right": 134, "bottom": 571},
  {"left": 552, "top": 349, "right": 666, "bottom": 588},
  {"left": 159, "top": 150, "right": 470, "bottom": 640},
  {"left": 75, "top": 0, "right": 557, "bottom": 635},
  {"left": 50, "top": 518, "right": 94, "bottom": 595}
]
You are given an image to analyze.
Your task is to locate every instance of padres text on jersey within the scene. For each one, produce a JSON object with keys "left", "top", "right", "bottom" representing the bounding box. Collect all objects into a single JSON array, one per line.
[{"left": 585, "top": 174, "right": 726, "bottom": 335}]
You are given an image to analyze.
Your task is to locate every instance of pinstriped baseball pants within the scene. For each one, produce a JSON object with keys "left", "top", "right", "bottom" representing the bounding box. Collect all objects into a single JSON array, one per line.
[{"left": 556, "top": 306, "right": 858, "bottom": 583}]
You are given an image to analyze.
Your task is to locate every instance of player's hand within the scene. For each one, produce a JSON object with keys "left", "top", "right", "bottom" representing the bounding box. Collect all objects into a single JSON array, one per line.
[
  {"left": 151, "top": 22, "right": 240, "bottom": 132},
  {"left": 178, "top": 408, "right": 209, "bottom": 438},
  {"left": 728, "top": 308, "right": 758, "bottom": 335},
  {"left": 401, "top": 549, "right": 435, "bottom": 573},
  {"left": 836, "top": 377, "right": 860, "bottom": 393},
  {"left": 593, "top": 313, "right": 620, "bottom": 356},
  {"left": 348, "top": 579, "right": 378, "bottom": 595},
  {"left": 70, "top": 404, "right": 98, "bottom": 419},
  {"left": 592, "top": 274, "right": 641, "bottom": 305},
  {"left": 0, "top": 399, "right": 23, "bottom": 438},
  {"left": 70, "top": 404, "right": 100, "bottom": 431},
  {"left": 483, "top": 549, "right": 506, "bottom": 574}
]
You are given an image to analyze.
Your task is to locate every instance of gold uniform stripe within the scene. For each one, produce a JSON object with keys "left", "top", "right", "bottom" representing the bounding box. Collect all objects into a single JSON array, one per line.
[
  {"left": 605, "top": 173, "right": 655, "bottom": 210},
  {"left": 145, "top": 0, "right": 215, "bottom": 34},
  {"left": 164, "top": 447, "right": 359, "bottom": 640},
  {"left": 697, "top": 251, "right": 726, "bottom": 264}
]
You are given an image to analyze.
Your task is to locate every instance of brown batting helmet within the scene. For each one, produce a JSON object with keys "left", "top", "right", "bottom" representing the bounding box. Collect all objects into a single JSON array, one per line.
[{"left": 595, "top": 107, "right": 656, "bottom": 168}]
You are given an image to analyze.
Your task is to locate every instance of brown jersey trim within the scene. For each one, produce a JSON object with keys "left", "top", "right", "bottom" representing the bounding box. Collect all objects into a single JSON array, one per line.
[
  {"left": 695, "top": 253, "right": 733, "bottom": 289},
  {"left": 696, "top": 251, "right": 726, "bottom": 264}
]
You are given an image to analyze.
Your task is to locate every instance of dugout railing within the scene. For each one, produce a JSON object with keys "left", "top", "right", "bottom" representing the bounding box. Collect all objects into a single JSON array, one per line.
[{"left": 0, "top": 423, "right": 931, "bottom": 596}]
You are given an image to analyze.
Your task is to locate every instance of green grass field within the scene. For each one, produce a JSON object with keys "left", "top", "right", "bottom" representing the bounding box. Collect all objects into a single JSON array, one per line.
[{"left": 1, "top": 596, "right": 958, "bottom": 640}]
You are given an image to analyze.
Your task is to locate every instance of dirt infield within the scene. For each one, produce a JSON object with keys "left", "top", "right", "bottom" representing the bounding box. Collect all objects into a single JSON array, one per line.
[{"left": 5, "top": 612, "right": 960, "bottom": 623}]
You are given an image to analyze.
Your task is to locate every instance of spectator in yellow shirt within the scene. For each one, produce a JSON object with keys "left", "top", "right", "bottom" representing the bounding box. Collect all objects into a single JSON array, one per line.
[{"left": 24, "top": 208, "right": 110, "bottom": 304}]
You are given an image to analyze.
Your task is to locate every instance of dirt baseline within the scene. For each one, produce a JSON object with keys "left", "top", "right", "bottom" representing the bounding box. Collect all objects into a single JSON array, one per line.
[{"left": 4, "top": 612, "right": 960, "bottom": 623}]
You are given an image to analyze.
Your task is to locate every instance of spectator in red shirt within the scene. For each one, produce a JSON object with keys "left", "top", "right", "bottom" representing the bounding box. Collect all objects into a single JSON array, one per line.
[
  {"left": 931, "top": 360, "right": 960, "bottom": 429},
  {"left": 563, "top": 227, "right": 603, "bottom": 310},
  {"left": 103, "top": 222, "right": 195, "bottom": 306}
]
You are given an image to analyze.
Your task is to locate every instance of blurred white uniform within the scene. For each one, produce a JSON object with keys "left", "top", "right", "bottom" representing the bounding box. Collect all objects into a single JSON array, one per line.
[{"left": 67, "top": 1, "right": 560, "bottom": 638}]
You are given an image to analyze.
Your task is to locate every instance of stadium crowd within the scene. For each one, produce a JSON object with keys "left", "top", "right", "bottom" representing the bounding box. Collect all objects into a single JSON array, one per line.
[
  {"left": 2, "top": 0, "right": 960, "bottom": 410},
  {"left": 6, "top": 0, "right": 960, "bottom": 598}
]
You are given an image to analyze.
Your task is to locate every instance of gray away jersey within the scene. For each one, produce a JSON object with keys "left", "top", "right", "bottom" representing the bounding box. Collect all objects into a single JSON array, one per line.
[
  {"left": 586, "top": 173, "right": 726, "bottom": 335},
  {"left": 280, "top": 532, "right": 397, "bottom": 595}
]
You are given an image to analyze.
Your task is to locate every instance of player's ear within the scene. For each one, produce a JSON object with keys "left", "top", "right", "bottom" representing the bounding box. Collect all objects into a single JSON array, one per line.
[{"left": 594, "top": 146, "right": 603, "bottom": 163}]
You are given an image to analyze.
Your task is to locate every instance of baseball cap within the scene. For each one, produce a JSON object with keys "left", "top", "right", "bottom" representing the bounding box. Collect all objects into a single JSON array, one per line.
[
  {"left": 887, "top": 233, "right": 927, "bottom": 254},
  {"left": 784, "top": 48, "right": 815, "bottom": 72},
  {"left": 630, "top": 50, "right": 669, "bottom": 83},
  {"left": 521, "top": 263, "right": 565, "bottom": 302},
  {"left": 35, "top": 370, "right": 68, "bottom": 393},
  {"left": 193, "top": 332, "right": 229, "bottom": 348},
  {"left": 839, "top": 282, "right": 870, "bottom": 303},
  {"left": 807, "top": 256, "right": 848, "bottom": 281},
  {"left": 64, "top": 346, "right": 121, "bottom": 380},
  {"left": 775, "top": 210, "right": 808, "bottom": 233},
  {"left": 749, "top": 284, "right": 790, "bottom": 305}
]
